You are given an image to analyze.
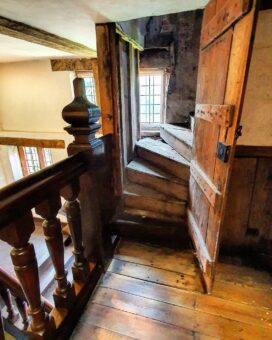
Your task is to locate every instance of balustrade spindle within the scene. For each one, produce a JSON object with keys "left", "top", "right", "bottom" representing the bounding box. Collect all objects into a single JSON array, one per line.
[
  {"left": 0, "top": 212, "right": 55, "bottom": 338},
  {"left": 61, "top": 180, "right": 90, "bottom": 282},
  {"left": 0, "top": 310, "right": 4, "bottom": 340},
  {"left": 35, "top": 195, "right": 76, "bottom": 309},
  {"left": 0, "top": 285, "right": 17, "bottom": 323},
  {"left": 14, "top": 297, "right": 29, "bottom": 330}
]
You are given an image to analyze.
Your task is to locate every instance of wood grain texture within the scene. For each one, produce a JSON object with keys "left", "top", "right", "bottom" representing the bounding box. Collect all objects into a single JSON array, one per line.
[
  {"left": 0, "top": 16, "right": 95, "bottom": 57},
  {"left": 195, "top": 104, "right": 234, "bottom": 126},
  {"left": 0, "top": 137, "right": 65, "bottom": 149},
  {"left": 221, "top": 158, "right": 257, "bottom": 246},
  {"left": 50, "top": 59, "right": 94, "bottom": 71},
  {"left": 190, "top": 0, "right": 257, "bottom": 292},
  {"left": 73, "top": 239, "right": 272, "bottom": 339},
  {"left": 201, "top": 0, "right": 252, "bottom": 48},
  {"left": 187, "top": 210, "right": 212, "bottom": 278},
  {"left": 206, "top": 2, "right": 257, "bottom": 261},
  {"left": 190, "top": 161, "right": 222, "bottom": 208}
]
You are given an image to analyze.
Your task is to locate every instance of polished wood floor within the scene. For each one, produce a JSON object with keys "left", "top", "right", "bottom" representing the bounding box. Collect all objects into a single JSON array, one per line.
[{"left": 71, "top": 239, "right": 272, "bottom": 339}]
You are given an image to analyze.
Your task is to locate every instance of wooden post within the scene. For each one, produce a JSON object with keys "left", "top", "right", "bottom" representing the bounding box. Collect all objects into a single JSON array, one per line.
[
  {"left": 0, "top": 310, "right": 4, "bottom": 340},
  {"left": 62, "top": 78, "right": 110, "bottom": 262},
  {"left": 96, "top": 24, "right": 123, "bottom": 196},
  {"left": 14, "top": 297, "right": 29, "bottom": 330},
  {"left": 35, "top": 195, "right": 76, "bottom": 308},
  {"left": 0, "top": 212, "right": 55, "bottom": 338},
  {"left": 0, "top": 285, "right": 18, "bottom": 324},
  {"left": 61, "top": 180, "right": 90, "bottom": 282}
]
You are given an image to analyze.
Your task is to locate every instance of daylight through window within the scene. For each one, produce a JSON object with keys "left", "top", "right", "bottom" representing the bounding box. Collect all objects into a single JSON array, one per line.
[
  {"left": 140, "top": 73, "right": 163, "bottom": 124},
  {"left": 84, "top": 77, "right": 97, "bottom": 104}
]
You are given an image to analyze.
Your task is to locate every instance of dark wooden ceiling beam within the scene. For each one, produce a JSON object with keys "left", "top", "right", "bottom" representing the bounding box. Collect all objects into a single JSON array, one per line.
[{"left": 0, "top": 16, "right": 96, "bottom": 58}]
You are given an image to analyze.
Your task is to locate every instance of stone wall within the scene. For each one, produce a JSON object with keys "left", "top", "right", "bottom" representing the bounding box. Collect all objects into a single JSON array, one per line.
[{"left": 140, "top": 10, "right": 203, "bottom": 124}]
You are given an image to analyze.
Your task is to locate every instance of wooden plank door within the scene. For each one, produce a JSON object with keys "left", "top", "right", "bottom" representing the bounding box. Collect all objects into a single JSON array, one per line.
[{"left": 188, "top": 0, "right": 258, "bottom": 293}]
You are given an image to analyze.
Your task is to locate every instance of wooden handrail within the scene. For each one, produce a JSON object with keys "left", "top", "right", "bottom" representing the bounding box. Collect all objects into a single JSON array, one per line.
[
  {"left": 0, "top": 152, "right": 87, "bottom": 228},
  {"left": 0, "top": 78, "right": 115, "bottom": 339},
  {"left": 0, "top": 151, "right": 90, "bottom": 338}
]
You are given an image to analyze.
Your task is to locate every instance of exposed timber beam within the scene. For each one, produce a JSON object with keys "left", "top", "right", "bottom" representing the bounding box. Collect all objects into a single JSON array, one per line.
[
  {"left": 51, "top": 58, "right": 94, "bottom": 71},
  {"left": 0, "top": 16, "right": 96, "bottom": 58},
  {"left": 0, "top": 137, "right": 65, "bottom": 149}
]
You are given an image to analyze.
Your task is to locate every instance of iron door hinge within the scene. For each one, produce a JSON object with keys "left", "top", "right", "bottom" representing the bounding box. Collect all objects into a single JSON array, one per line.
[
  {"left": 217, "top": 142, "right": 231, "bottom": 163},
  {"left": 235, "top": 125, "right": 243, "bottom": 141}
]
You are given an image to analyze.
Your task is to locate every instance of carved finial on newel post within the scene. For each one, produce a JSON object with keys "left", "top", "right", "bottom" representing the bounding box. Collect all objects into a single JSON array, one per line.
[
  {"left": 61, "top": 78, "right": 105, "bottom": 263},
  {"left": 62, "top": 78, "right": 102, "bottom": 149}
]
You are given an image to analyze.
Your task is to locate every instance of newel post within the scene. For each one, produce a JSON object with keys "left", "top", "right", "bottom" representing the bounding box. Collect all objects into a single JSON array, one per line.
[{"left": 62, "top": 78, "right": 105, "bottom": 262}]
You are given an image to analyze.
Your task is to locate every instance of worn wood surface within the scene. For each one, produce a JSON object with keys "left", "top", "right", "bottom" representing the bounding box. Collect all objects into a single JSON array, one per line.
[
  {"left": 71, "top": 239, "right": 272, "bottom": 339},
  {"left": 222, "top": 156, "right": 272, "bottom": 254},
  {"left": 50, "top": 59, "right": 94, "bottom": 71},
  {"left": 201, "top": 0, "right": 252, "bottom": 48},
  {"left": 195, "top": 104, "right": 234, "bottom": 127},
  {"left": 0, "top": 16, "right": 95, "bottom": 57},
  {"left": 0, "top": 137, "right": 65, "bottom": 149},
  {"left": 96, "top": 23, "right": 123, "bottom": 195},
  {"left": 189, "top": 0, "right": 257, "bottom": 292},
  {"left": 190, "top": 161, "right": 221, "bottom": 208}
]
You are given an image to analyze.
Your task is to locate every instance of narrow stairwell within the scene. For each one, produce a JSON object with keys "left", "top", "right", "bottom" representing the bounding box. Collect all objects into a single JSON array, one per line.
[{"left": 111, "top": 124, "right": 194, "bottom": 247}]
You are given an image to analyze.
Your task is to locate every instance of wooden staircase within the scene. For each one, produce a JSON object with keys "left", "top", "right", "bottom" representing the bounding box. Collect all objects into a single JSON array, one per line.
[{"left": 111, "top": 125, "right": 194, "bottom": 247}]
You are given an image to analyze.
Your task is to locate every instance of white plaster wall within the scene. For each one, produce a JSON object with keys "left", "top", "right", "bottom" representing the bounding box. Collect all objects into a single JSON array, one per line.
[
  {"left": 0, "top": 59, "right": 75, "bottom": 187},
  {"left": 0, "top": 59, "right": 74, "bottom": 133},
  {"left": 239, "top": 10, "right": 272, "bottom": 146}
]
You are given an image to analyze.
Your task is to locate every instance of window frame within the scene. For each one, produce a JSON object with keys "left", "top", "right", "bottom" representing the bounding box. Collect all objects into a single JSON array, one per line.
[
  {"left": 18, "top": 146, "right": 53, "bottom": 176},
  {"left": 76, "top": 71, "right": 97, "bottom": 104},
  {"left": 139, "top": 69, "right": 166, "bottom": 126}
]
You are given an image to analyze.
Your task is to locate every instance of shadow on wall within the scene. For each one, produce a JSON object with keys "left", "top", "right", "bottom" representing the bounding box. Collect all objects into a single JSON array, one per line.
[{"left": 140, "top": 10, "right": 203, "bottom": 124}]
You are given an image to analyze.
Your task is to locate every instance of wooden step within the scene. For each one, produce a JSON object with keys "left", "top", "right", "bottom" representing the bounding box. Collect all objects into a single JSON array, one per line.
[
  {"left": 126, "top": 158, "right": 188, "bottom": 201},
  {"left": 136, "top": 138, "right": 190, "bottom": 181},
  {"left": 110, "top": 219, "right": 189, "bottom": 248},
  {"left": 122, "top": 207, "right": 184, "bottom": 224},
  {"left": 160, "top": 124, "right": 193, "bottom": 161},
  {"left": 123, "top": 183, "right": 186, "bottom": 218}
]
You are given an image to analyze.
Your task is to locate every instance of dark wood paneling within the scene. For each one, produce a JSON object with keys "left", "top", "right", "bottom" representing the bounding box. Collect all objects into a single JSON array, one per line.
[
  {"left": 222, "top": 155, "right": 272, "bottom": 254},
  {"left": 222, "top": 158, "right": 257, "bottom": 246},
  {"left": 235, "top": 145, "right": 272, "bottom": 158}
]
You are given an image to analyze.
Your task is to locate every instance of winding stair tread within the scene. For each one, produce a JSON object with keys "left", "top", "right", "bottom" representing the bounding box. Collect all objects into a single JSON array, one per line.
[
  {"left": 127, "top": 158, "right": 188, "bottom": 186},
  {"left": 160, "top": 124, "right": 193, "bottom": 147},
  {"left": 124, "top": 182, "right": 186, "bottom": 205},
  {"left": 136, "top": 138, "right": 190, "bottom": 167},
  {"left": 122, "top": 207, "right": 185, "bottom": 223}
]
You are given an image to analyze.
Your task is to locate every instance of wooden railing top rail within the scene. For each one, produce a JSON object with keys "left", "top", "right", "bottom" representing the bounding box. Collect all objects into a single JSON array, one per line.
[{"left": 0, "top": 152, "right": 87, "bottom": 228}]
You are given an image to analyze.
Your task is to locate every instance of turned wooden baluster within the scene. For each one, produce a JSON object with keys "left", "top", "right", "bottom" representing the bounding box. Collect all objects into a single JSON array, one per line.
[
  {"left": 0, "top": 285, "right": 18, "bottom": 323},
  {"left": 61, "top": 179, "right": 90, "bottom": 282},
  {"left": 0, "top": 310, "right": 4, "bottom": 340},
  {"left": 14, "top": 297, "right": 29, "bottom": 330},
  {"left": 35, "top": 195, "right": 76, "bottom": 309},
  {"left": 0, "top": 212, "right": 55, "bottom": 338}
]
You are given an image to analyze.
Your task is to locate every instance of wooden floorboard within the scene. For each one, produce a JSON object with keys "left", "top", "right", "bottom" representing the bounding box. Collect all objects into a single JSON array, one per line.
[{"left": 72, "top": 239, "right": 272, "bottom": 339}]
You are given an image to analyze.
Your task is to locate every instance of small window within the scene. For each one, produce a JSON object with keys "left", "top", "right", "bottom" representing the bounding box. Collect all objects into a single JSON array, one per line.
[
  {"left": 18, "top": 146, "right": 53, "bottom": 176},
  {"left": 84, "top": 77, "right": 97, "bottom": 104},
  {"left": 76, "top": 72, "right": 97, "bottom": 104},
  {"left": 43, "top": 148, "right": 53, "bottom": 167},
  {"left": 139, "top": 72, "right": 164, "bottom": 124}
]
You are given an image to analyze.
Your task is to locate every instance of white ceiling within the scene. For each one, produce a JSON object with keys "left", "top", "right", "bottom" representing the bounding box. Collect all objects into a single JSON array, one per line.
[
  {"left": 0, "top": 34, "right": 74, "bottom": 63},
  {"left": 0, "top": 0, "right": 208, "bottom": 63}
]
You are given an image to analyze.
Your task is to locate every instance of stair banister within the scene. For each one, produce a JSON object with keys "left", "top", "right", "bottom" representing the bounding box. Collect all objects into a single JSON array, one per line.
[{"left": 62, "top": 77, "right": 115, "bottom": 262}]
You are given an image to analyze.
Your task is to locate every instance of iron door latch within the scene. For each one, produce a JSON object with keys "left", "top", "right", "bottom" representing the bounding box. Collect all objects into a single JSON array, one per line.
[{"left": 217, "top": 142, "right": 231, "bottom": 163}]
